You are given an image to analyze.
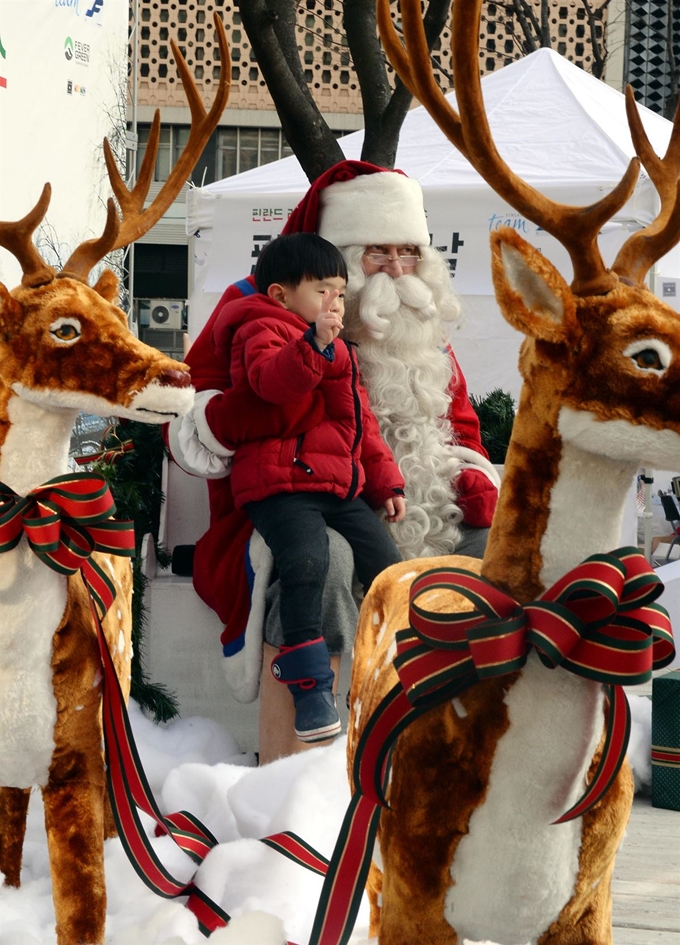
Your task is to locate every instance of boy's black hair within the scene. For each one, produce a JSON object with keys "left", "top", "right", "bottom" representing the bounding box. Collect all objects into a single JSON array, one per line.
[{"left": 254, "top": 232, "right": 348, "bottom": 294}]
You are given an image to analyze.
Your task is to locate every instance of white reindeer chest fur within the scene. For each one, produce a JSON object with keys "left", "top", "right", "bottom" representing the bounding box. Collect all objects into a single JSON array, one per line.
[
  {"left": 0, "top": 396, "right": 77, "bottom": 788},
  {"left": 0, "top": 539, "right": 65, "bottom": 787},
  {"left": 542, "top": 409, "right": 680, "bottom": 590},
  {"left": 445, "top": 654, "right": 605, "bottom": 944}
]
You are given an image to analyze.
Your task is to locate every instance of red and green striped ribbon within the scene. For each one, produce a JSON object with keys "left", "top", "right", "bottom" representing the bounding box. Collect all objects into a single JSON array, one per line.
[
  {"left": 0, "top": 473, "right": 313, "bottom": 940},
  {"left": 97, "top": 613, "right": 314, "bottom": 940},
  {"left": 651, "top": 746, "right": 680, "bottom": 768},
  {"left": 0, "top": 476, "right": 230, "bottom": 932},
  {"left": 307, "top": 546, "right": 676, "bottom": 945},
  {"left": 261, "top": 832, "right": 330, "bottom": 876},
  {"left": 93, "top": 590, "right": 232, "bottom": 934},
  {"left": 0, "top": 474, "right": 134, "bottom": 617}
]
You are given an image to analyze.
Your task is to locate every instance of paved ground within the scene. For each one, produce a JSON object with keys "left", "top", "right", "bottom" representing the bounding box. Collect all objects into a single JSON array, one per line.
[{"left": 613, "top": 796, "right": 680, "bottom": 944}]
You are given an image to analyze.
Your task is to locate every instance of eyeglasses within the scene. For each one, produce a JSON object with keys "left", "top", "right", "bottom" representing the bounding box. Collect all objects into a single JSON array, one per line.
[{"left": 363, "top": 252, "right": 420, "bottom": 267}]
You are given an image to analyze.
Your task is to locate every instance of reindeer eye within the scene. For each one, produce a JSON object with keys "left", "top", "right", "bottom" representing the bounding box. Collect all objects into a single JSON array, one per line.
[
  {"left": 634, "top": 349, "right": 662, "bottom": 369},
  {"left": 55, "top": 325, "right": 78, "bottom": 340},
  {"left": 50, "top": 318, "right": 82, "bottom": 345},
  {"left": 623, "top": 339, "right": 671, "bottom": 375}
]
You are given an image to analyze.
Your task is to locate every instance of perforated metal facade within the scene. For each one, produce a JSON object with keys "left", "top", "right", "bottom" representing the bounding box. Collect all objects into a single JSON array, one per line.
[
  {"left": 625, "top": 0, "right": 679, "bottom": 115},
  {"left": 133, "top": 1, "right": 610, "bottom": 116},
  {"left": 134, "top": 0, "right": 363, "bottom": 112},
  {"left": 436, "top": 1, "right": 607, "bottom": 77}
]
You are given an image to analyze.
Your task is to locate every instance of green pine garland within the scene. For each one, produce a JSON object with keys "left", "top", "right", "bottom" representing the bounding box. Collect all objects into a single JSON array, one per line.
[
  {"left": 469, "top": 389, "right": 516, "bottom": 465},
  {"left": 94, "top": 421, "right": 179, "bottom": 722}
]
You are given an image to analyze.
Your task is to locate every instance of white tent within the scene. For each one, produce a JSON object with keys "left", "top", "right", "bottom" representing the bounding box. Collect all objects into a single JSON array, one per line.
[{"left": 186, "top": 48, "right": 678, "bottom": 401}]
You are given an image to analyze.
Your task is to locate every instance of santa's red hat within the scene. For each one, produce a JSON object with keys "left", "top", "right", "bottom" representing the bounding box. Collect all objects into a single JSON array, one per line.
[{"left": 282, "top": 159, "right": 430, "bottom": 247}]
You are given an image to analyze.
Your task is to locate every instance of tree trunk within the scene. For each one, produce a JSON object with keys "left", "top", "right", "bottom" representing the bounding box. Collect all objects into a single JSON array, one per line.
[
  {"left": 237, "top": 0, "right": 450, "bottom": 179},
  {"left": 236, "top": 0, "right": 344, "bottom": 182},
  {"left": 347, "top": 0, "right": 450, "bottom": 168}
]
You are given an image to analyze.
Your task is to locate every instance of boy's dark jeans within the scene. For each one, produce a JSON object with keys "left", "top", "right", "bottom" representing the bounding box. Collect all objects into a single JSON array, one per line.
[{"left": 245, "top": 492, "right": 402, "bottom": 647}]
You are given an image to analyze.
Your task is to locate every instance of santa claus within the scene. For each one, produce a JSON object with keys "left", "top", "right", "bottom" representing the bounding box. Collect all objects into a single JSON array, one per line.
[
  {"left": 313, "top": 168, "right": 499, "bottom": 559},
  {"left": 168, "top": 161, "right": 500, "bottom": 757}
]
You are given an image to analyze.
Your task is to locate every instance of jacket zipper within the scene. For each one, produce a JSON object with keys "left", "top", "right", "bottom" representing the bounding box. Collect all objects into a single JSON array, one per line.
[
  {"left": 293, "top": 433, "right": 314, "bottom": 475},
  {"left": 346, "top": 341, "right": 362, "bottom": 500}
]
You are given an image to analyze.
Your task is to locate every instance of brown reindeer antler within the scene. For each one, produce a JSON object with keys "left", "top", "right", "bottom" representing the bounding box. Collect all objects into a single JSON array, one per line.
[
  {"left": 59, "top": 12, "right": 231, "bottom": 283},
  {"left": 379, "top": 0, "right": 645, "bottom": 296},
  {"left": 612, "top": 89, "right": 680, "bottom": 285},
  {"left": 377, "top": 0, "right": 468, "bottom": 156},
  {"left": 0, "top": 184, "right": 57, "bottom": 288}
]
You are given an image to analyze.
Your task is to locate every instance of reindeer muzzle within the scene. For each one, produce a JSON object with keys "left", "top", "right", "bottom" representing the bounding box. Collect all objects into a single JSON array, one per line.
[{"left": 157, "top": 368, "right": 192, "bottom": 389}]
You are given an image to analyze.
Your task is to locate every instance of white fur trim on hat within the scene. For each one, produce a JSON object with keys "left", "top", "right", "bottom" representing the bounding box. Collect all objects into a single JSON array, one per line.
[{"left": 317, "top": 172, "right": 430, "bottom": 248}]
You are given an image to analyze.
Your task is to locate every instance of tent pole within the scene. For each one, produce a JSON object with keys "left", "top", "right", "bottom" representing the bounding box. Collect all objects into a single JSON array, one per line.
[{"left": 641, "top": 469, "right": 654, "bottom": 563}]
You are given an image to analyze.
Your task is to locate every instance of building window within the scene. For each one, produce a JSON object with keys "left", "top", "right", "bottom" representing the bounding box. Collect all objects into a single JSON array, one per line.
[
  {"left": 133, "top": 124, "right": 346, "bottom": 185},
  {"left": 134, "top": 243, "right": 188, "bottom": 300},
  {"left": 136, "top": 125, "right": 190, "bottom": 181},
  {"left": 216, "top": 127, "right": 294, "bottom": 178}
]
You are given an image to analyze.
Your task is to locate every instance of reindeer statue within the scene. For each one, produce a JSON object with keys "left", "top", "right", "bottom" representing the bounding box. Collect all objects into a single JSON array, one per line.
[
  {"left": 0, "top": 16, "right": 230, "bottom": 945},
  {"left": 344, "top": 2, "right": 680, "bottom": 944}
]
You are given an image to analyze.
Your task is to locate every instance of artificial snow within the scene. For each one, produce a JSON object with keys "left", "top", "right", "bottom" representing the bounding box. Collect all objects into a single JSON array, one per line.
[{"left": 0, "top": 695, "right": 654, "bottom": 945}]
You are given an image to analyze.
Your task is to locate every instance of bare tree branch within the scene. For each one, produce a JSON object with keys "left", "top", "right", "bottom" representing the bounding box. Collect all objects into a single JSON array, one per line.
[
  {"left": 236, "top": 0, "right": 344, "bottom": 182},
  {"left": 509, "top": 0, "right": 542, "bottom": 53},
  {"left": 579, "top": 0, "right": 611, "bottom": 78},
  {"left": 343, "top": 0, "right": 396, "bottom": 131},
  {"left": 539, "top": 0, "right": 552, "bottom": 47},
  {"left": 345, "top": 0, "right": 450, "bottom": 167},
  {"left": 237, "top": 0, "right": 451, "bottom": 178}
]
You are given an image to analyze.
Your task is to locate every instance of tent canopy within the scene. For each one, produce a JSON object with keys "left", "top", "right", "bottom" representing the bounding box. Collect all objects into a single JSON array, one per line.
[
  {"left": 187, "top": 47, "right": 673, "bottom": 233},
  {"left": 186, "top": 48, "right": 677, "bottom": 401}
]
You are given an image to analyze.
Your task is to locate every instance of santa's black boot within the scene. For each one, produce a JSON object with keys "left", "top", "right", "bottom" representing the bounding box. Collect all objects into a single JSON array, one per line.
[{"left": 270, "top": 637, "right": 341, "bottom": 743}]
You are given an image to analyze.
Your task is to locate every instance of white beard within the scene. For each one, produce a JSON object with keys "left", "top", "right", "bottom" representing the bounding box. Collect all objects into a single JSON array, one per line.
[{"left": 341, "top": 246, "right": 465, "bottom": 559}]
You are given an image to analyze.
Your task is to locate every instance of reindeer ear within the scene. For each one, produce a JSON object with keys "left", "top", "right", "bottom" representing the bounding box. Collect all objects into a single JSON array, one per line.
[
  {"left": 0, "top": 284, "right": 24, "bottom": 336},
  {"left": 93, "top": 268, "right": 120, "bottom": 304},
  {"left": 491, "top": 229, "right": 577, "bottom": 344}
]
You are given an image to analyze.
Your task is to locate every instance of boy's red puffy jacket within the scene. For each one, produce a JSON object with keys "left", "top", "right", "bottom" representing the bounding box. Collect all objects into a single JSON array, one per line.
[{"left": 211, "top": 293, "right": 405, "bottom": 509}]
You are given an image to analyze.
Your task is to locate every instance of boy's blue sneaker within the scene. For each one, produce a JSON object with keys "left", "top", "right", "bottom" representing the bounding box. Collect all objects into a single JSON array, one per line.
[
  {"left": 292, "top": 689, "right": 341, "bottom": 743},
  {"left": 271, "top": 637, "right": 342, "bottom": 743}
]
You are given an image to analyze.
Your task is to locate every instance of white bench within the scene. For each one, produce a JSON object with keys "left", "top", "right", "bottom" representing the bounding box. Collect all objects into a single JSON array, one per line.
[{"left": 142, "top": 460, "right": 263, "bottom": 751}]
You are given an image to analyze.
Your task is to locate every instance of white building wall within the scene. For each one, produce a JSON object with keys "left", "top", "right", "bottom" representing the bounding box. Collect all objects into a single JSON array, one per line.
[{"left": 0, "top": 0, "right": 128, "bottom": 290}]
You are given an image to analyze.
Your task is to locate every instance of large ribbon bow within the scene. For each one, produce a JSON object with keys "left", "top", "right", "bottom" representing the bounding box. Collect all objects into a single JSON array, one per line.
[
  {"left": 0, "top": 473, "right": 134, "bottom": 616},
  {"left": 392, "top": 545, "right": 675, "bottom": 820},
  {"left": 307, "top": 547, "right": 676, "bottom": 945},
  {"left": 0, "top": 474, "right": 319, "bottom": 941}
]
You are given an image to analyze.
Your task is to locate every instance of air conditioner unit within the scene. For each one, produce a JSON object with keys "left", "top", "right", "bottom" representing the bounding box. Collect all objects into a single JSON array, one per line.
[{"left": 147, "top": 299, "right": 185, "bottom": 331}]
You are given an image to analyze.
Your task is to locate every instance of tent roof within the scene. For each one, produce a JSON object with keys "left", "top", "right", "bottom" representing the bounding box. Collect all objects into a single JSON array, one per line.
[{"left": 195, "top": 48, "right": 673, "bottom": 202}]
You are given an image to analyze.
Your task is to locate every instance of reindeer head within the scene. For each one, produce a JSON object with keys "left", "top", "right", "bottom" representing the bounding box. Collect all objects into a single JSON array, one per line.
[
  {"left": 0, "top": 273, "right": 193, "bottom": 423},
  {"left": 379, "top": 0, "right": 680, "bottom": 473},
  {"left": 0, "top": 13, "right": 231, "bottom": 427},
  {"left": 489, "top": 227, "right": 680, "bottom": 470}
]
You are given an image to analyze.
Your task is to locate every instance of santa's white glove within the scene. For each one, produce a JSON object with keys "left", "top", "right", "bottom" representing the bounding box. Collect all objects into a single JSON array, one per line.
[{"left": 167, "top": 389, "right": 234, "bottom": 479}]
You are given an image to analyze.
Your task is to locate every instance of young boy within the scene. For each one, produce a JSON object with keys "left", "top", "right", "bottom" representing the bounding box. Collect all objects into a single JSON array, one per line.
[{"left": 211, "top": 233, "right": 406, "bottom": 743}]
